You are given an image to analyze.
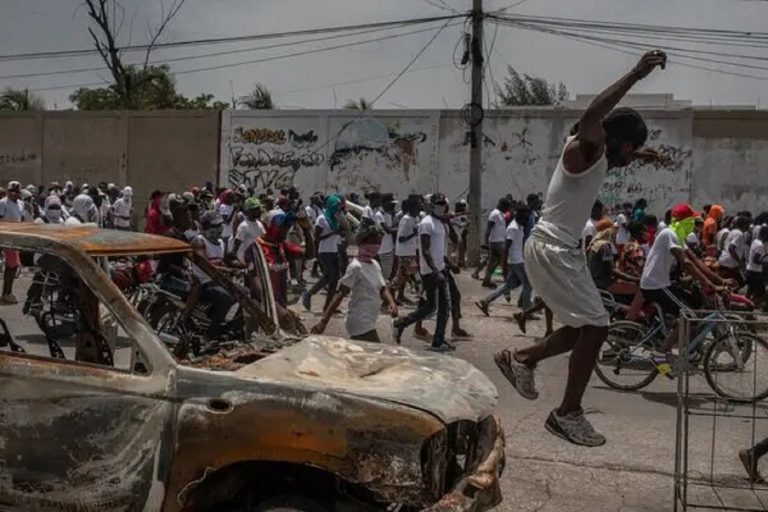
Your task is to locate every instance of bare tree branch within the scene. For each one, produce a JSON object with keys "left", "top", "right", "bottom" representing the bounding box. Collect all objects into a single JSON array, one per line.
[{"left": 142, "top": 0, "right": 186, "bottom": 70}]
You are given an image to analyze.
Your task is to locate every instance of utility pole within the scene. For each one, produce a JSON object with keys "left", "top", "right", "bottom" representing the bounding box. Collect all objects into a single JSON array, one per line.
[{"left": 467, "top": 0, "right": 484, "bottom": 265}]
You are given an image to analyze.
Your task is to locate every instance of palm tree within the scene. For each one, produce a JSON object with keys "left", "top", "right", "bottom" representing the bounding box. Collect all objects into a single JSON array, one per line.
[
  {"left": 240, "top": 83, "right": 274, "bottom": 110},
  {"left": 0, "top": 87, "right": 46, "bottom": 111},
  {"left": 343, "top": 97, "right": 371, "bottom": 111}
]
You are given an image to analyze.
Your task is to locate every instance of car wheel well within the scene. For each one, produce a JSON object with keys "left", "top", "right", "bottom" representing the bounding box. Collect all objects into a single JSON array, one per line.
[{"left": 182, "top": 460, "right": 377, "bottom": 512}]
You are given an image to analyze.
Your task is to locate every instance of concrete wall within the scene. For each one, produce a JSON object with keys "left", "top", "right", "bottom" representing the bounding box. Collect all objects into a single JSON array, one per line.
[
  {"left": 691, "top": 111, "right": 768, "bottom": 214},
  {"left": 0, "top": 109, "right": 765, "bottom": 219},
  {"left": 0, "top": 111, "right": 219, "bottom": 216},
  {"left": 221, "top": 109, "right": 702, "bottom": 213}
]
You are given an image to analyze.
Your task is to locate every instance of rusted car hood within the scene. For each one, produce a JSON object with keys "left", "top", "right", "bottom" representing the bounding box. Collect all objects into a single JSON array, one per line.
[{"left": 234, "top": 336, "right": 497, "bottom": 424}]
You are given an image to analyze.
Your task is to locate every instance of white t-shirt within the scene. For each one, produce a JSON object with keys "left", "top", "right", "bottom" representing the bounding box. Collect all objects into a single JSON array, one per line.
[
  {"left": 685, "top": 232, "right": 700, "bottom": 249},
  {"left": 218, "top": 203, "right": 235, "bottom": 239},
  {"left": 487, "top": 208, "right": 507, "bottom": 243},
  {"left": 0, "top": 197, "right": 23, "bottom": 221},
  {"left": 418, "top": 215, "right": 446, "bottom": 275},
  {"left": 581, "top": 218, "right": 598, "bottom": 244},
  {"left": 304, "top": 205, "right": 320, "bottom": 225},
  {"left": 375, "top": 209, "right": 394, "bottom": 254},
  {"left": 315, "top": 215, "right": 340, "bottom": 254},
  {"left": 64, "top": 216, "right": 83, "bottom": 226},
  {"left": 716, "top": 228, "right": 731, "bottom": 253},
  {"left": 362, "top": 205, "right": 375, "bottom": 220},
  {"left": 395, "top": 214, "right": 418, "bottom": 257},
  {"left": 112, "top": 198, "right": 132, "bottom": 228},
  {"left": 747, "top": 239, "right": 766, "bottom": 273},
  {"left": 235, "top": 219, "right": 265, "bottom": 262},
  {"left": 506, "top": 220, "right": 525, "bottom": 265},
  {"left": 615, "top": 214, "right": 630, "bottom": 245},
  {"left": 339, "top": 258, "right": 386, "bottom": 337},
  {"left": 641, "top": 228, "right": 681, "bottom": 290},
  {"left": 719, "top": 230, "right": 746, "bottom": 269}
]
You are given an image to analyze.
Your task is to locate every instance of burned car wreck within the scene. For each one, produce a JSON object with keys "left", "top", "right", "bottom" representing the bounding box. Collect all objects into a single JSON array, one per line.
[{"left": 0, "top": 223, "right": 504, "bottom": 512}]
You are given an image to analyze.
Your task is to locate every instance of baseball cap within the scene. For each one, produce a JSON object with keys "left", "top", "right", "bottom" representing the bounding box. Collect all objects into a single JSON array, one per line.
[
  {"left": 671, "top": 204, "right": 698, "bottom": 221},
  {"left": 7, "top": 181, "right": 21, "bottom": 192}
]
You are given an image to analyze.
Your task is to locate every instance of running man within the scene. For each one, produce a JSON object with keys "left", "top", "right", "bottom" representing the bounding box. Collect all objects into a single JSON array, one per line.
[{"left": 494, "top": 50, "right": 668, "bottom": 447}]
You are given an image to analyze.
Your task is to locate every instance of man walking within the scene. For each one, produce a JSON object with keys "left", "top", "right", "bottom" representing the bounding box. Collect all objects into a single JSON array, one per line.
[
  {"left": 475, "top": 206, "right": 533, "bottom": 316},
  {"left": 494, "top": 50, "right": 667, "bottom": 447},
  {"left": 473, "top": 197, "right": 512, "bottom": 288},
  {"left": 393, "top": 193, "right": 453, "bottom": 352}
]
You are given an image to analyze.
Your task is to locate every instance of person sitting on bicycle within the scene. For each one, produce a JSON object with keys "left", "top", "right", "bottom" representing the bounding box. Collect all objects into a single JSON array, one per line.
[
  {"left": 190, "top": 210, "right": 236, "bottom": 338},
  {"left": 157, "top": 199, "right": 194, "bottom": 299},
  {"left": 587, "top": 219, "right": 640, "bottom": 293},
  {"left": 640, "top": 204, "right": 733, "bottom": 359}
]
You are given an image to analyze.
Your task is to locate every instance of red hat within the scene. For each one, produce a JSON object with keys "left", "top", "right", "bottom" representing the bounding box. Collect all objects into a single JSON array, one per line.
[{"left": 671, "top": 204, "right": 697, "bottom": 221}]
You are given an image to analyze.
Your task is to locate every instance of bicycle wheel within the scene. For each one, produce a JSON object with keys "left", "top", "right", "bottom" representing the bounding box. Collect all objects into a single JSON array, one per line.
[
  {"left": 595, "top": 320, "right": 659, "bottom": 391},
  {"left": 704, "top": 333, "right": 768, "bottom": 402}
]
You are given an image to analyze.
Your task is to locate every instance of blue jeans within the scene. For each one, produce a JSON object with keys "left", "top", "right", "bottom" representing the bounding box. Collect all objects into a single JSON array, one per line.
[
  {"left": 483, "top": 263, "right": 532, "bottom": 309},
  {"left": 396, "top": 272, "right": 449, "bottom": 346}
]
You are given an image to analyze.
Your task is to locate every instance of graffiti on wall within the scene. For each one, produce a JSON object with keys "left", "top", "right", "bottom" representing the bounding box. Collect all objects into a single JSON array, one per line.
[
  {"left": 328, "top": 118, "right": 428, "bottom": 189},
  {"left": 226, "top": 127, "right": 324, "bottom": 190},
  {"left": 601, "top": 128, "right": 693, "bottom": 209},
  {"left": 0, "top": 150, "right": 38, "bottom": 166}
]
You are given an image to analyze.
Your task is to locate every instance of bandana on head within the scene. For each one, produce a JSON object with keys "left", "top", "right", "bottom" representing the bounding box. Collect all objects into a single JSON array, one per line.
[{"left": 324, "top": 194, "right": 344, "bottom": 231}]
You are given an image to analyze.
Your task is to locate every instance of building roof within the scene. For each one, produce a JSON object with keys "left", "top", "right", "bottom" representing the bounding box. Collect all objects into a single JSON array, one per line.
[{"left": 0, "top": 222, "right": 190, "bottom": 256}]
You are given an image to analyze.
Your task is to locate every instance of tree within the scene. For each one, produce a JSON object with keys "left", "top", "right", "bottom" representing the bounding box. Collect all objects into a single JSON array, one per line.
[
  {"left": 83, "top": 0, "right": 187, "bottom": 109},
  {"left": 495, "top": 66, "right": 568, "bottom": 107},
  {"left": 70, "top": 65, "right": 229, "bottom": 110},
  {"left": 343, "top": 97, "right": 371, "bottom": 111},
  {"left": 0, "top": 88, "right": 46, "bottom": 111},
  {"left": 240, "top": 83, "right": 274, "bottom": 110}
]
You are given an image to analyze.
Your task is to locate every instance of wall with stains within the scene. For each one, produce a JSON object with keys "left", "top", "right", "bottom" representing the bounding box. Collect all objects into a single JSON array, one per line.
[
  {"left": 221, "top": 109, "right": 707, "bottom": 214},
  {"left": 0, "top": 109, "right": 766, "bottom": 217},
  {"left": 0, "top": 111, "right": 218, "bottom": 218},
  {"left": 220, "top": 111, "right": 440, "bottom": 197}
]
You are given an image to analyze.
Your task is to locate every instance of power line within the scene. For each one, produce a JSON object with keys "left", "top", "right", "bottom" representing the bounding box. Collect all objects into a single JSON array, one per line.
[
  {"left": 26, "top": 21, "right": 462, "bottom": 93},
  {"left": 489, "top": 19, "right": 768, "bottom": 82},
  {"left": 0, "top": 21, "right": 435, "bottom": 81},
  {"left": 490, "top": 13, "right": 768, "bottom": 42},
  {"left": 0, "top": 14, "right": 464, "bottom": 63},
  {"left": 497, "top": 19, "right": 768, "bottom": 74},
  {"left": 311, "top": 19, "right": 452, "bottom": 155}
]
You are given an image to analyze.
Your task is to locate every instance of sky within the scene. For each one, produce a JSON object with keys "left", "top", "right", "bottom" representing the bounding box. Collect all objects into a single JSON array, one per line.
[{"left": 1, "top": 0, "right": 767, "bottom": 110}]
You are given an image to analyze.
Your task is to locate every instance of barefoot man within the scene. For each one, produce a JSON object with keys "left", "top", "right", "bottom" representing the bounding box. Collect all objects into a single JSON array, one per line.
[{"left": 494, "top": 50, "right": 667, "bottom": 447}]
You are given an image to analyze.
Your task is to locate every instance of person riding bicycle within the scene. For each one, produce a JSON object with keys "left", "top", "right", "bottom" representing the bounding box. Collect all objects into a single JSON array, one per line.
[
  {"left": 639, "top": 204, "right": 733, "bottom": 362},
  {"left": 190, "top": 210, "right": 236, "bottom": 338}
]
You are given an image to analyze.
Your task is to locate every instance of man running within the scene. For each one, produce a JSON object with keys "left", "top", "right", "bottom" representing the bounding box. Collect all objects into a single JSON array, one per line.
[{"left": 494, "top": 50, "right": 668, "bottom": 447}]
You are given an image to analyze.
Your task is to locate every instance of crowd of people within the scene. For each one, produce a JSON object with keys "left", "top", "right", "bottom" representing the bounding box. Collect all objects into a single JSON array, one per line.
[{"left": 3, "top": 50, "right": 768, "bottom": 453}]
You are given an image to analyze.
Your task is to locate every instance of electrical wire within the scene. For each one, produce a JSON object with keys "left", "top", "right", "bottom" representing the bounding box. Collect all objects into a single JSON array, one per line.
[
  {"left": 279, "top": 64, "right": 454, "bottom": 95},
  {"left": 488, "top": 18, "right": 768, "bottom": 82},
  {"left": 490, "top": 13, "right": 768, "bottom": 41},
  {"left": 493, "top": 18, "right": 768, "bottom": 74},
  {"left": 311, "top": 19, "right": 452, "bottom": 154},
  {"left": 26, "top": 21, "right": 463, "bottom": 93},
  {"left": 0, "top": 21, "right": 442, "bottom": 81},
  {"left": 0, "top": 14, "right": 464, "bottom": 63}
]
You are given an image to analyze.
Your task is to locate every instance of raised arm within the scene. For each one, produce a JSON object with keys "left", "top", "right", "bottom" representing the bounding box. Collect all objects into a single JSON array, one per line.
[{"left": 566, "top": 50, "right": 667, "bottom": 173}]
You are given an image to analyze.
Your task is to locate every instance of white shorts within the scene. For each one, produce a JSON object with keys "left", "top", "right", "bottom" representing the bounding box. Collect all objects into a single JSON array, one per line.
[{"left": 525, "top": 236, "right": 609, "bottom": 328}]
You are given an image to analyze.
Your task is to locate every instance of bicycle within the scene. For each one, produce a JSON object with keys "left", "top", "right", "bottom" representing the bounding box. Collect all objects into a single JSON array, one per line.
[{"left": 595, "top": 294, "right": 768, "bottom": 402}]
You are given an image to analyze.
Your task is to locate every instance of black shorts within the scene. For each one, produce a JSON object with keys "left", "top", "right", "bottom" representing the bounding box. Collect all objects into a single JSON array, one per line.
[{"left": 641, "top": 286, "right": 687, "bottom": 318}]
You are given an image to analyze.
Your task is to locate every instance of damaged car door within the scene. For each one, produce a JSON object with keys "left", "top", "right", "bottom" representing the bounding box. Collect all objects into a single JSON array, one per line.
[{"left": 0, "top": 252, "right": 176, "bottom": 512}]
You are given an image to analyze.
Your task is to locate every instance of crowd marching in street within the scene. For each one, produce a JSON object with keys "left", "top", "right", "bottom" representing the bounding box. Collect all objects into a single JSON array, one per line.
[{"left": 3, "top": 50, "right": 768, "bottom": 458}]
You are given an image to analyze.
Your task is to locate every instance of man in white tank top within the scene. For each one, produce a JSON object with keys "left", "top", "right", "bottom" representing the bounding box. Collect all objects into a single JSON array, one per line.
[{"left": 494, "top": 50, "right": 668, "bottom": 447}]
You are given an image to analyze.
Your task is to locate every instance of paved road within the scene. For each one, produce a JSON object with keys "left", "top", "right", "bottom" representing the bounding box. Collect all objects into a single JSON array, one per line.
[
  {"left": 5, "top": 268, "right": 768, "bottom": 511},
  {"left": 308, "top": 272, "right": 768, "bottom": 512}
]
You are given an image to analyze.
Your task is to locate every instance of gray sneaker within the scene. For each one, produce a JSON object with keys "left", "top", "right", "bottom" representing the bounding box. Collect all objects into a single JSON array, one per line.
[
  {"left": 494, "top": 350, "right": 538, "bottom": 400},
  {"left": 545, "top": 409, "right": 606, "bottom": 447}
]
